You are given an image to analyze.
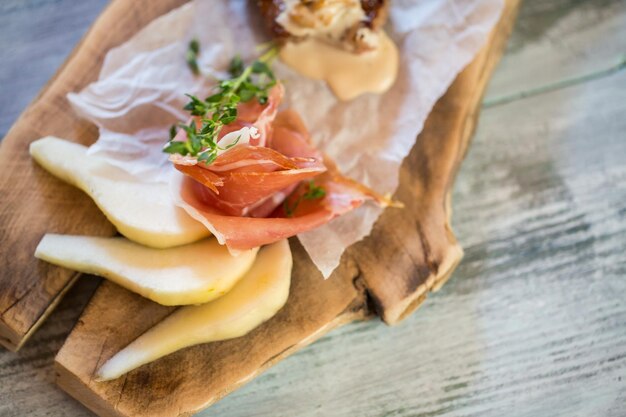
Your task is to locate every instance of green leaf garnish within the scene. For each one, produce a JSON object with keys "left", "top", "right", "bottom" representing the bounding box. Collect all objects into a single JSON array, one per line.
[
  {"left": 164, "top": 45, "right": 279, "bottom": 165},
  {"left": 186, "top": 39, "right": 201, "bottom": 75},
  {"left": 228, "top": 55, "right": 245, "bottom": 77},
  {"left": 189, "top": 39, "right": 200, "bottom": 55},
  {"left": 163, "top": 140, "right": 188, "bottom": 155},
  {"left": 303, "top": 182, "right": 326, "bottom": 200},
  {"left": 284, "top": 181, "right": 326, "bottom": 217},
  {"left": 169, "top": 125, "right": 178, "bottom": 140}
]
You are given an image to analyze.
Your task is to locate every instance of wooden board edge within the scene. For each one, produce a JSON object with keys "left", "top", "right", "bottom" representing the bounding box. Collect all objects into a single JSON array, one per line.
[
  {"left": 55, "top": 303, "right": 370, "bottom": 417},
  {"left": 0, "top": 0, "right": 189, "bottom": 353},
  {"left": 47, "top": 0, "right": 519, "bottom": 414},
  {"left": 188, "top": 307, "right": 371, "bottom": 416},
  {"left": 376, "top": 0, "right": 522, "bottom": 325},
  {"left": 56, "top": 364, "right": 122, "bottom": 417},
  {"left": 0, "top": 273, "right": 81, "bottom": 352},
  {"left": 395, "top": 244, "right": 464, "bottom": 324}
]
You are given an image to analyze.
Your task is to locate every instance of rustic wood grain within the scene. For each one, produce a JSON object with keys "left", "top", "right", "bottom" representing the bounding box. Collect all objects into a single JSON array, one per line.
[
  {"left": 2, "top": 0, "right": 626, "bottom": 416},
  {"left": 56, "top": 241, "right": 367, "bottom": 417},
  {"left": 0, "top": 0, "right": 187, "bottom": 351},
  {"left": 347, "top": 9, "right": 517, "bottom": 323},
  {"left": 49, "top": 1, "right": 521, "bottom": 416},
  {"left": 0, "top": 0, "right": 509, "bottom": 350},
  {"left": 206, "top": 2, "right": 626, "bottom": 416}
]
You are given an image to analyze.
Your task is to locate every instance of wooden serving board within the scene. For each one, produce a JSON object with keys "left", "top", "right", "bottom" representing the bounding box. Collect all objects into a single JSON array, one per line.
[
  {"left": 0, "top": 0, "right": 520, "bottom": 415},
  {"left": 0, "top": 1, "right": 193, "bottom": 352}
]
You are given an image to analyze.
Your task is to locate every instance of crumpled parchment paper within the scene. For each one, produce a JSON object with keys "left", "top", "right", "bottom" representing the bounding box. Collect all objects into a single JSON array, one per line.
[{"left": 68, "top": 0, "right": 503, "bottom": 278}]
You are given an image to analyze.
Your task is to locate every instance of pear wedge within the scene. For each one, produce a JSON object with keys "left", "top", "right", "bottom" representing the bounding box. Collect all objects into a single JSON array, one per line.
[
  {"left": 29, "top": 137, "right": 210, "bottom": 248},
  {"left": 96, "top": 239, "right": 292, "bottom": 381},
  {"left": 35, "top": 234, "right": 258, "bottom": 306}
]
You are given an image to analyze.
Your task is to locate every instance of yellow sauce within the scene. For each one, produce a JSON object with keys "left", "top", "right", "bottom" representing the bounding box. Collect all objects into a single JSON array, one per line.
[{"left": 279, "top": 31, "right": 399, "bottom": 101}]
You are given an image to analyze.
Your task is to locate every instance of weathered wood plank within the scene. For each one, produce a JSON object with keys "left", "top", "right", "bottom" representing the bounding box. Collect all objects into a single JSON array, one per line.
[
  {"left": 485, "top": 0, "right": 626, "bottom": 103},
  {"left": 51, "top": 1, "right": 521, "bottom": 416},
  {"left": 1, "top": 0, "right": 625, "bottom": 416},
  {"left": 0, "top": 0, "right": 478, "bottom": 352},
  {"left": 0, "top": 0, "right": 109, "bottom": 138},
  {"left": 0, "top": 0, "right": 502, "bottom": 352},
  {"left": 204, "top": 1, "right": 626, "bottom": 416},
  {"left": 0, "top": 0, "right": 188, "bottom": 352},
  {"left": 348, "top": 4, "right": 519, "bottom": 322},
  {"left": 0, "top": 278, "right": 98, "bottom": 417},
  {"left": 0, "top": 0, "right": 108, "bottom": 349},
  {"left": 56, "top": 241, "right": 367, "bottom": 417}
]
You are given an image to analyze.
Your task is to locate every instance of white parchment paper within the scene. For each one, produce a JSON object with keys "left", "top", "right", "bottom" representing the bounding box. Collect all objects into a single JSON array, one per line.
[{"left": 68, "top": 0, "right": 503, "bottom": 278}]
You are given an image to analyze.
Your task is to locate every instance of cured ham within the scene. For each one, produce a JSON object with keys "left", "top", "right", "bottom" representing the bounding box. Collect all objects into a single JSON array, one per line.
[
  {"left": 172, "top": 169, "right": 381, "bottom": 251},
  {"left": 176, "top": 149, "right": 325, "bottom": 217},
  {"left": 170, "top": 81, "right": 392, "bottom": 251}
]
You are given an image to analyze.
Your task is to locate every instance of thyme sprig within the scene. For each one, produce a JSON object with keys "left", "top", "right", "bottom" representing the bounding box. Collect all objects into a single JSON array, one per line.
[{"left": 165, "top": 44, "right": 278, "bottom": 164}]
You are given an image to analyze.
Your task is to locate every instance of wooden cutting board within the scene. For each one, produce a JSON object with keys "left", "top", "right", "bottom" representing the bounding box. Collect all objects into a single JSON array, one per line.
[{"left": 0, "top": 0, "right": 520, "bottom": 415}]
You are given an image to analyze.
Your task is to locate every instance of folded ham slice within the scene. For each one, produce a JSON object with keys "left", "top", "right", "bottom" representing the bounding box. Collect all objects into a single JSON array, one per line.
[
  {"left": 175, "top": 148, "right": 325, "bottom": 217},
  {"left": 170, "top": 83, "right": 391, "bottom": 251}
]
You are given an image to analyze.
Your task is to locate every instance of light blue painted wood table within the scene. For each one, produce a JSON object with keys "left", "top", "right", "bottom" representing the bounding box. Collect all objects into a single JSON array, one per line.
[{"left": 1, "top": 0, "right": 625, "bottom": 416}]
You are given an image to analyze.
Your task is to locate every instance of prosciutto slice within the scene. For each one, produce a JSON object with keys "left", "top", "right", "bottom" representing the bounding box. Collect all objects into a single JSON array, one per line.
[
  {"left": 175, "top": 147, "right": 325, "bottom": 217},
  {"left": 170, "top": 83, "right": 391, "bottom": 251}
]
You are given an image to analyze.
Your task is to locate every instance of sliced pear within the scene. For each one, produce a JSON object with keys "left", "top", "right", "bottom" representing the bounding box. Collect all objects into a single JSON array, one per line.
[
  {"left": 35, "top": 234, "right": 258, "bottom": 306},
  {"left": 29, "top": 137, "right": 209, "bottom": 248},
  {"left": 96, "top": 239, "right": 292, "bottom": 381}
]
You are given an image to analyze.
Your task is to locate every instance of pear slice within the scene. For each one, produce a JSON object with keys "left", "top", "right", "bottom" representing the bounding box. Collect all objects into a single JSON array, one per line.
[
  {"left": 97, "top": 239, "right": 292, "bottom": 381},
  {"left": 35, "top": 234, "right": 258, "bottom": 306},
  {"left": 29, "top": 137, "right": 209, "bottom": 248}
]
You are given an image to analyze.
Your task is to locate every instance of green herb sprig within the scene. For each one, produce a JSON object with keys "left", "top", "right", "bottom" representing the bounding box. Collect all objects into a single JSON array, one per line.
[
  {"left": 165, "top": 44, "right": 278, "bottom": 165},
  {"left": 186, "top": 39, "right": 200, "bottom": 75},
  {"left": 284, "top": 181, "right": 327, "bottom": 217}
]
